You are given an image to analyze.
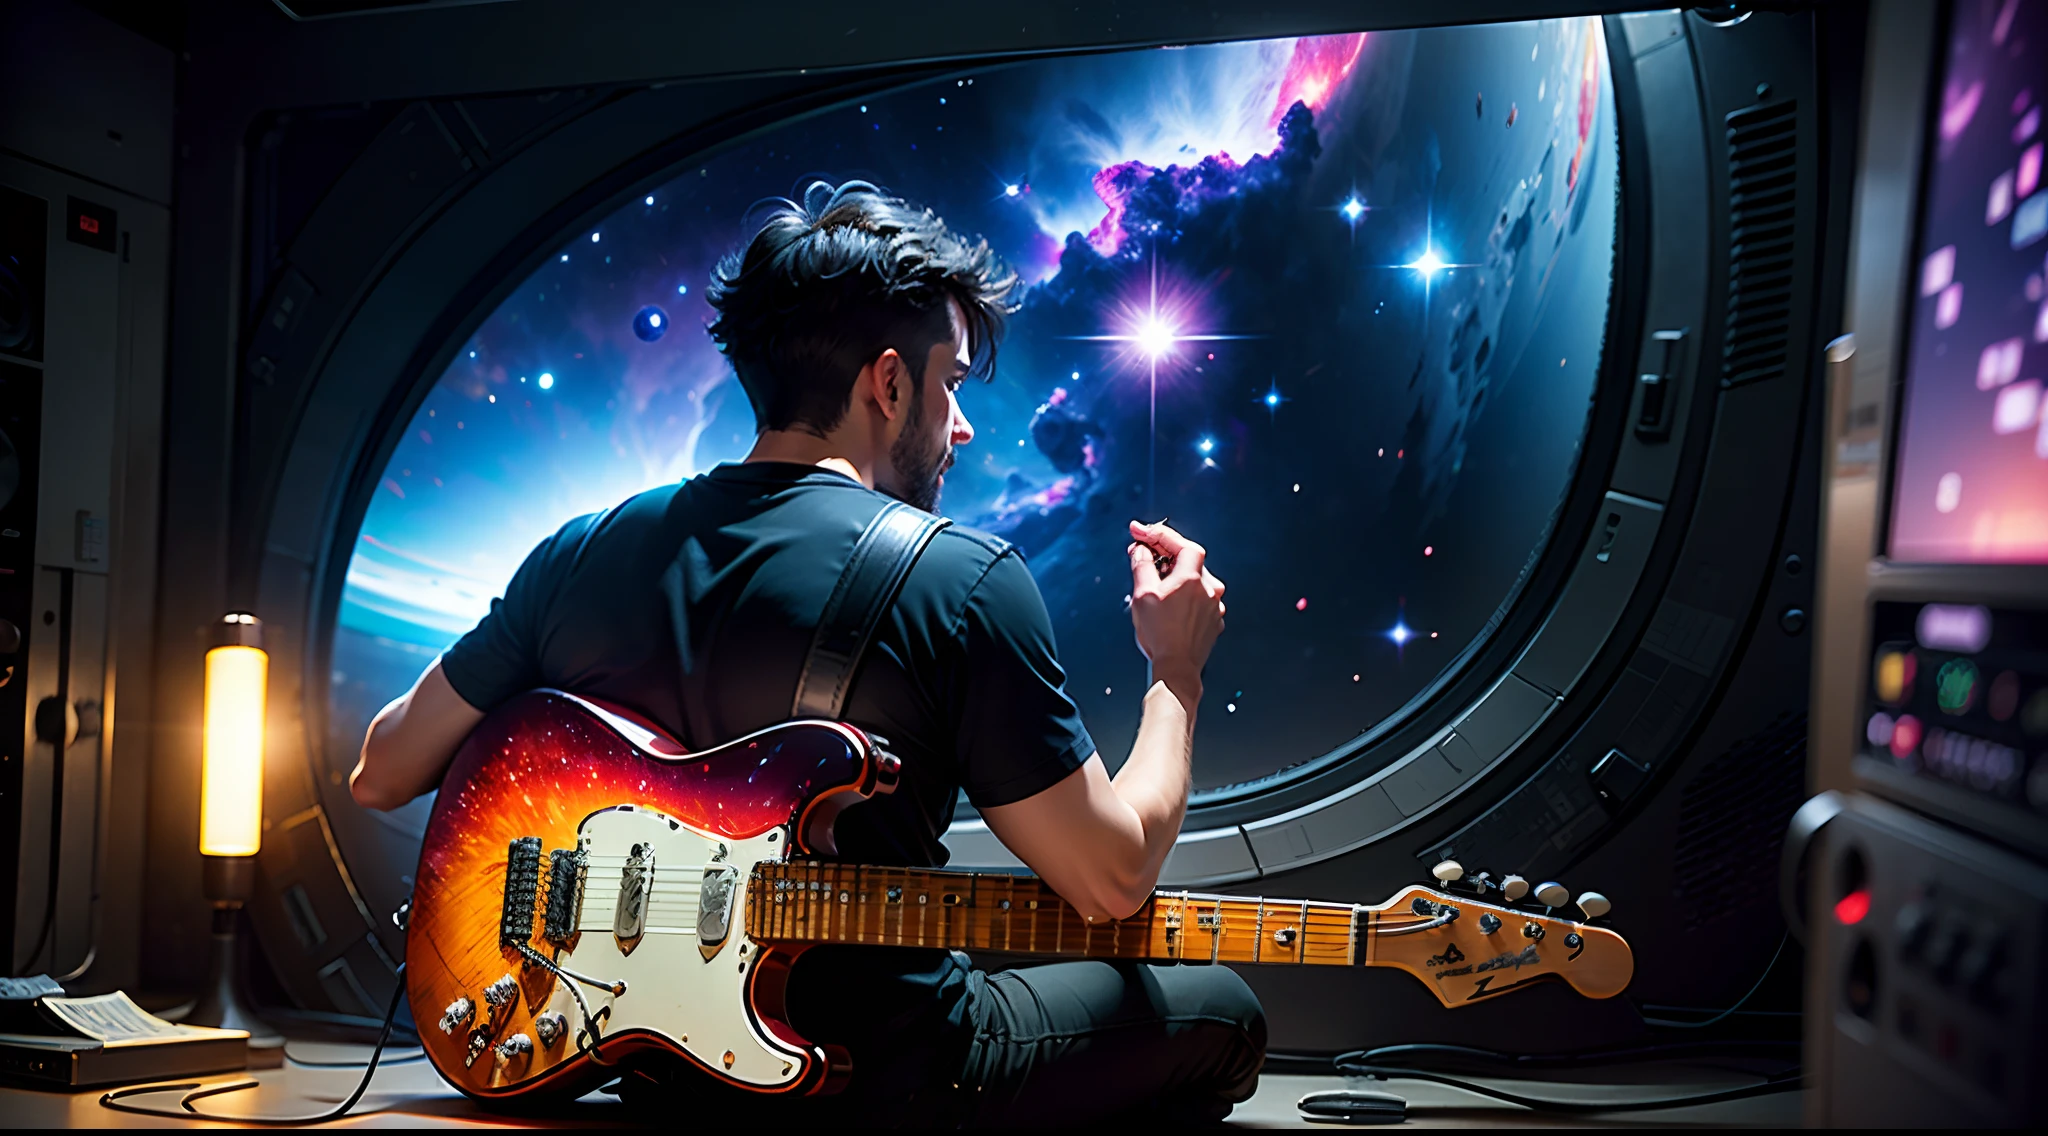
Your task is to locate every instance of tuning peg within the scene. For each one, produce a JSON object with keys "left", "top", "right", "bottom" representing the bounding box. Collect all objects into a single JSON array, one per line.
[
  {"left": 1575, "top": 891, "right": 1611, "bottom": 920},
  {"left": 1500, "top": 875, "right": 1530, "bottom": 902},
  {"left": 1533, "top": 881, "right": 1569, "bottom": 907},
  {"left": 1431, "top": 859, "right": 1464, "bottom": 883}
]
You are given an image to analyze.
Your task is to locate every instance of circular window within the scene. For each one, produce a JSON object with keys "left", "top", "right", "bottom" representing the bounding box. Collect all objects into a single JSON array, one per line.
[{"left": 330, "top": 17, "right": 1617, "bottom": 805}]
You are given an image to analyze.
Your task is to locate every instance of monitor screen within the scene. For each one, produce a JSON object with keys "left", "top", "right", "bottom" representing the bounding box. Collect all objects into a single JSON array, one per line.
[{"left": 1889, "top": 0, "right": 2048, "bottom": 564}]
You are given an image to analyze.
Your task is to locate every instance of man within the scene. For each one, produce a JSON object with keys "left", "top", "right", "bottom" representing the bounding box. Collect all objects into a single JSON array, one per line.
[{"left": 350, "top": 181, "right": 1261, "bottom": 1125}]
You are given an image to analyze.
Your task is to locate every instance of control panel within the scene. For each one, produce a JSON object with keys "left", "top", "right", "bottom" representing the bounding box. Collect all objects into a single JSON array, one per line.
[
  {"left": 1859, "top": 601, "right": 2048, "bottom": 857},
  {"left": 1812, "top": 793, "right": 2047, "bottom": 1126}
]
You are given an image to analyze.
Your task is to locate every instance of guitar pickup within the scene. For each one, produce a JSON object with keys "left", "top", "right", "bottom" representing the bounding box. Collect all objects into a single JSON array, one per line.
[
  {"left": 613, "top": 843, "right": 653, "bottom": 950},
  {"left": 544, "top": 848, "right": 587, "bottom": 943},
  {"left": 500, "top": 837, "right": 543, "bottom": 947},
  {"left": 698, "top": 864, "right": 740, "bottom": 959}
]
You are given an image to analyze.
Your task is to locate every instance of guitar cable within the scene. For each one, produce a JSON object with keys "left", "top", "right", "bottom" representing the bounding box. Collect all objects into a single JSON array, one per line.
[
  {"left": 1327, "top": 1061, "right": 1803, "bottom": 1115},
  {"left": 98, "top": 963, "right": 410, "bottom": 1125},
  {"left": 516, "top": 943, "right": 619, "bottom": 1065},
  {"left": 1638, "top": 933, "right": 1790, "bottom": 1030}
]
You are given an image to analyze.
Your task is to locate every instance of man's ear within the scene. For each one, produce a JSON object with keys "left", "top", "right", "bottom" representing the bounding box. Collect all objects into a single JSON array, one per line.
[{"left": 868, "top": 348, "right": 908, "bottom": 421}]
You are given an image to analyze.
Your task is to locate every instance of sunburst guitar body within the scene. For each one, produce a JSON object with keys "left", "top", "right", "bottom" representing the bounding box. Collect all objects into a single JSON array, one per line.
[{"left": 406, "top": 690, "right": 1635, "bottom": 1101}]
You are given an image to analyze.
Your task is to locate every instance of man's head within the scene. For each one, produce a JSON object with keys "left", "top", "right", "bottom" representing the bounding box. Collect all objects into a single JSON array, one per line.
[{"left": 706, "top": 181, "right": 1016, "bottom": 510}]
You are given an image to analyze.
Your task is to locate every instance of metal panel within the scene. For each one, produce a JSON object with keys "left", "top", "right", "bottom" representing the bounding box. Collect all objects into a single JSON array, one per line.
[
  {"left": 1157, "top": 826, "right": 1260, "bottom": 887},
  {"left": 1618, "top": 10, "right": 1684, "bottom": 58},
  {"left": 1437, "top": 731, "right": 1480, "bottom": 772},
  {"left": 1512, "top": 492, "right": 1664, "bottom": 695},
  {"left": 1609, "top": 25, "right": 1712, "bottom": 503},
  {"left": 1380, "top": 749, "right": 1463, "bottom": 817},
  {"left": 1450, "top": 673, "right": 1557, "bottom": 763},
  {"left": 1244, "top": 782, "right": 1404, "bottom": 874},
  {"left": 936, "top": 819, "right": 1023, "bottom": 872}
]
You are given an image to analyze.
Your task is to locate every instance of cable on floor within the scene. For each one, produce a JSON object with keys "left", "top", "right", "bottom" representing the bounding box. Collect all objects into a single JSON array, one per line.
[
  {"left": 1330, "top": 1063, "right": 1803, "bottom": 1115},
  {"left": 1638, "top": 934, "right": 1790, "bottom": 1030},
  {"left": 99, "top": 963, "right": 409, "bottom": 1125}
]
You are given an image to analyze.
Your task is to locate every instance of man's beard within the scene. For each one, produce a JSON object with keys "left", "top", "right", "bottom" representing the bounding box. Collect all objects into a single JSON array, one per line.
[{"left": 886, "top": 386, "right": 951, "bottom": 512}]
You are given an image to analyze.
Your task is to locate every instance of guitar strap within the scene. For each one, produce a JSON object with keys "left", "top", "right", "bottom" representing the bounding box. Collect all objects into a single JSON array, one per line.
[{"left": 791, "top": 500, "right": 951, "bottom": 720}]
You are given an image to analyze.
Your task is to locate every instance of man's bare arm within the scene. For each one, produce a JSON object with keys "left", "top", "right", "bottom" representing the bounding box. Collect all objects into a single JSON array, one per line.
[
  {"left": 981, "top": 520, "right": 1223, "bottom": 922},
  {"left": 349, "top": 659, "right": 485, "bottom": 811}
]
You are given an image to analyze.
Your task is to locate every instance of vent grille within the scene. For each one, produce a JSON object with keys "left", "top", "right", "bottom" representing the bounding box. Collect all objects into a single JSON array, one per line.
[
  {"left": 1671, "top": 712, "right": 1807, "bottom": 931},
  {"left": 1722, "top": 101, "right": 1799, "bottom": 386}
]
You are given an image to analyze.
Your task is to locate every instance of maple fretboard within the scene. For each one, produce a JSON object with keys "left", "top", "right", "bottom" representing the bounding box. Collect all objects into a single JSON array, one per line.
[{"left": 746, "top": 860, "right": 1381, "bottom": 966}]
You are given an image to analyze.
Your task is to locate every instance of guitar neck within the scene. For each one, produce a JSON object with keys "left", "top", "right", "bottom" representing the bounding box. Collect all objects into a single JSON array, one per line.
[{"left": 746, "top": 861, "right": 1367, "bottom": 966}]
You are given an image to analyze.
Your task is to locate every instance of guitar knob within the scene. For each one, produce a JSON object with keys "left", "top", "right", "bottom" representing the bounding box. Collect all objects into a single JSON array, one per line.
[
  {"left": 1500, "top": 875, "right": 1530, "bottom": 902},
  {"left": 1576, "top": 891, "right": 1611, "bottom": 920},
  {"left": 1431, "top": 860, "right": 1464, "bottom": 882},
  {"left": 1478, "top": 913, "right": 1502, "bottom": 934},
  {"left": 1533, "top": 881, "right": 1569, "bottom": 907},
  {"left": 534, "top": 1012, "right": 568, "bottom": 1048},
  {"left": 494, "top": 1033, "right": 533, "bottom": 1061},
  {"left": 438, "top": 996, "right": 475, "bottom": 1034}
]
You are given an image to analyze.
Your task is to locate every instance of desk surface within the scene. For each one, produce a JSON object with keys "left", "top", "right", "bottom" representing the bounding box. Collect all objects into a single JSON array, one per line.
[{"left": 0, "top": 1043, "right": 1803, "bottom": 1128}]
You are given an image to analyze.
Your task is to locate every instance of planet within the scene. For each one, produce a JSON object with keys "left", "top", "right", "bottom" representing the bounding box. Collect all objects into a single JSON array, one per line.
[{"left": 632, "top": 305, "right": 669, "bottom": 342}]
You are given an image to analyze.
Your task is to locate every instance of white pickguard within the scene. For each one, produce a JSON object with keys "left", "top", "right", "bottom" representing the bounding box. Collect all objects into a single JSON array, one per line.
[{"left": 537, "top": 805, "right": 801, "bottom": 1088}]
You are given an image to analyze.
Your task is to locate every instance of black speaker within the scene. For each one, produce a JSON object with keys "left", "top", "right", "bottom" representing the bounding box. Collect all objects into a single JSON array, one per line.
[
  {"left": 0, "top": 188, "right": 46, "bottom": 364},
  {"left": 0, "top": 359, "right": 41, "bottom": 965}
]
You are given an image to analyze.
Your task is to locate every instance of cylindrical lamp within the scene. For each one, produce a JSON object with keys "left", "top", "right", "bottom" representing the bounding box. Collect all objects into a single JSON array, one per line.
[
  {"left": 200, "top": 615, "right": 266, "bottom": 857},
  {"left": 186, "top": 613, "right": 281, "bottom": 1046}
]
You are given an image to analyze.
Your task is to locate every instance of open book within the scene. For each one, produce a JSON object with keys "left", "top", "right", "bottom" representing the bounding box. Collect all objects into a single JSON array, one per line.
[{"left": 0, "top": 976, "right": 248, "bottom": 1088}]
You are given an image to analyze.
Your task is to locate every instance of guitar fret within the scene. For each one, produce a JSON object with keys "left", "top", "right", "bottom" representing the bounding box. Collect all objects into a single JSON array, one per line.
[{"left": 748, "top": 865, "right": 1435, "bottom": 974}]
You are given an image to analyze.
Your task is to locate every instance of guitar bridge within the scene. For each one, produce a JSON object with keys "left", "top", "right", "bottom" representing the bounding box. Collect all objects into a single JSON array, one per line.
[{"left": 500, "top": 837, "right": 543, "bottom": 947}]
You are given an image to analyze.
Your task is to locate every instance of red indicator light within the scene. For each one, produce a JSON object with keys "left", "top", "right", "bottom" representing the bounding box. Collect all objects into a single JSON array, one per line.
[
  {"left": 1890, "top": 714, "right": 1923, "bottom": 759},
  {"left": 78, "top": 214, "right": 100, "bottom": 235},
  {"left": 1835, "top": 889, "right": 1871, "bottom": 925}
]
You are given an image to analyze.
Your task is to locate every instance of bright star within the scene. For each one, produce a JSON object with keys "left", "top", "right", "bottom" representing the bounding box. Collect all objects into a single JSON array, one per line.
[
  {"left": 1341, "top": 197, "right": 1366, "bottom": 221},
  {"left": 1136, "top": 318, "right": 1177, "bottom": 359},
  {"left": 644, "top": 195, "right": 654, "bottom": 205},
  {"left": 1265, "top": 392, "right": 1281, "bottom": 407},
  {"left": 537, "top": 373, "right": 555, "bottom": 390},
  {"left": 1407, "top": 248, "right": 1447, "bottom": 278},
  {"left": 1197, "top": 436, "right": 1216, "bottom": 454},
  {"left": 1005, "top": 184, "right": 1020, "bottom": 197},
  {"left": 649, "top": 313, "right": 662, "bottom": 327},
  {"left": 1387, "top": 621, "right": 1414, "bottom": 645}
]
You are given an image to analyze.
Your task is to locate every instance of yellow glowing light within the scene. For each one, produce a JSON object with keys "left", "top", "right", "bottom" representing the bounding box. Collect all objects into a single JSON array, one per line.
[
  {"left": 1875, "top": 651, "right": 1908, "bottom": 705},
  {"left": 200, "top": 643, "right": 269, "bottom": 857}
]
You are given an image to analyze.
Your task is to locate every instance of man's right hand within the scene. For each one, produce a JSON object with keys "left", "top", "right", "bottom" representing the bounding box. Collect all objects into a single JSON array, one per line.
[
  {"left": 980, "top": 520, "right": 1226, "bottom": 923},
  {"left": 1127, "top": 519, "right": 1226, "bottom": 694}
]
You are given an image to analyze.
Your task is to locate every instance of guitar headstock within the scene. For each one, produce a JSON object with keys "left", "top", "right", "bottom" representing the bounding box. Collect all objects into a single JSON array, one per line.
[{"left": 1366, "top": 881, "right": 1633, "bottom": 1008}]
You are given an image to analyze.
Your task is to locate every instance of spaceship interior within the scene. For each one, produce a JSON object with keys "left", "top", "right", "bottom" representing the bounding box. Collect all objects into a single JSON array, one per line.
[{"left": 1, "top": 0, "right": 2045, "bottom": 1127}]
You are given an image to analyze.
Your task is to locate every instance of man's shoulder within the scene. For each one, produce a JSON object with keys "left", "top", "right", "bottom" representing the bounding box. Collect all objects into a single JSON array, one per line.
[{"left": 923, "top": 522, "right": 1015, "bottom": 579}]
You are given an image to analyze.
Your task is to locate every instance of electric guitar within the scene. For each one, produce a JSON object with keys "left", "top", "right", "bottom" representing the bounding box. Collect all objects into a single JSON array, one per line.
[{"left": 405, "top": 690, "right": 1634, "bottom": 1101}]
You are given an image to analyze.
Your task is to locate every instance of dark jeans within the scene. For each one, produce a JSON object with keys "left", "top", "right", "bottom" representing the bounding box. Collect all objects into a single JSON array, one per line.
[
  {"left": 953, "top": 960, "right": 1268, "bottom": 1127},
  {"left": 613, "top": 957, "right": 1266, "bottom": 1127}
]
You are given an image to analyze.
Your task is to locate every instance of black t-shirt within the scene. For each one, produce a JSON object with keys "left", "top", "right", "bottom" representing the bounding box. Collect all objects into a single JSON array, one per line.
[{"left": 438, "top": 461, "right": 1096, "bottom": 1094}]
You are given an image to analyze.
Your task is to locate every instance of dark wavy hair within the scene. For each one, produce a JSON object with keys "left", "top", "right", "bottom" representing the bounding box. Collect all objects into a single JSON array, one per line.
[{"left": 705, "top": 181, "right": 1017, "bottom": 435}]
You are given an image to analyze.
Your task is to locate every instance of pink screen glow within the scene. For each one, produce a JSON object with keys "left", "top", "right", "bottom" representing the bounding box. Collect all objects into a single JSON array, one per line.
[{"left": 1890, "top": 0, "right": 2048, "bottom": 564}]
